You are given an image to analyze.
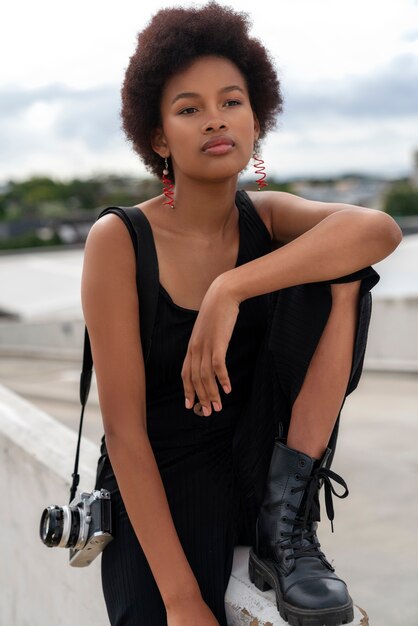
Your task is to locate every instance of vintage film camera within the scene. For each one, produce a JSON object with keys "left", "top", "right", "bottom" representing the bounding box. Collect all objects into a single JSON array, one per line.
[{"left": 39, "top": 488, "right": 112, "bottom": 567}]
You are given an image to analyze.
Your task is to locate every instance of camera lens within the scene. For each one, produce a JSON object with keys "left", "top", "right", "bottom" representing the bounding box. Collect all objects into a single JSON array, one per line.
[
  {"left": 39, "top": 505, "right": 82, "bottom": 548},
  {"left": 40, "top": 506, "right": 65, "bottom": 547}
]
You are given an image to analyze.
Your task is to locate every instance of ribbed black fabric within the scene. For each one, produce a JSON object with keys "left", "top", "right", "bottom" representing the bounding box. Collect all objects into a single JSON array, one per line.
[{"left": 97, "top": 189, "right": 380, "bottom": 626}]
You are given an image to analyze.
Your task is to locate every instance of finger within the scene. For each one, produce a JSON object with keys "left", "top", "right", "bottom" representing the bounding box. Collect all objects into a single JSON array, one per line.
[
  {"left": 188, "top": 345, "right": 213, "bottom": 416},
  {"left": 212, "top": 349, "right": 232, "bottom": 398},
  {"left": 191, "top": 357, "right": 212, "bottom": 416},
  {"left": 181, "top": 352, "right": 195, "bottom": 409},
  {"left": 200, "top": 352, "right": 223, "bottom": 413}
]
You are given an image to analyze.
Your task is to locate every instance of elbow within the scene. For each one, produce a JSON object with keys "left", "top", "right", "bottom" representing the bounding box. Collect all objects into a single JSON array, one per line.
[
  {"left": 368, "top": 211, "right": 403, "bottom": 256},
  {"left": 105, "top": 427, "right": 149, "bottom": 469},
  {"left": 103, "top": 417, "right": 148, "bottom": 450},
  {"left": 381, "top": 213, "right": 403, "bottom": 251}
]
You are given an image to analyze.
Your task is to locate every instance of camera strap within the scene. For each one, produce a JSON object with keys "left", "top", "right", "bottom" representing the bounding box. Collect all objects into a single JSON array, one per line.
[{"left": 70, "top": 206, "right": 159, "bottom": 502}]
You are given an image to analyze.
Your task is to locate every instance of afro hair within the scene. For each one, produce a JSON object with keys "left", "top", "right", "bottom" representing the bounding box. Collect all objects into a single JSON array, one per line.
[{"left": 121, "top": 1, "right": 284, "bottom": 180}]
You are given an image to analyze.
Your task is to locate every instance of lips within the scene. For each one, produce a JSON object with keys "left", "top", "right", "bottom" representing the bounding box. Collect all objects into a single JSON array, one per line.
[{"left": 201, "top": 135, "right": 235, "bottom": 151}]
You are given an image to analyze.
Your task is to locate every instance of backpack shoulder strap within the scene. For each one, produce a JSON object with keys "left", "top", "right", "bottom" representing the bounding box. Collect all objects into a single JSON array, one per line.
[
  {"left": 98, "top": 206, "right": 159, "bottom": 363},
  {"left": 235, "top": 189, "right": 273, "bottom": 250},
  {"left": 71, "top": 205, "right": 159, "bottom": 500},
  {"left": 80, "top": 206, "right": 159, "bottom": 405}
]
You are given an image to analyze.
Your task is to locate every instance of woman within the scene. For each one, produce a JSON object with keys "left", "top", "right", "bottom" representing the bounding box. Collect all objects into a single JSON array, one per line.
[{"left": 81, "top": 3, "right": 402, "bottom": 625}]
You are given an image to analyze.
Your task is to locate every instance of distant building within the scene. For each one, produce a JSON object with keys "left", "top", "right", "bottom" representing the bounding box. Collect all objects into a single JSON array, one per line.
[{"left": 291, "top": 176, "right": 391, "bottom": 210}]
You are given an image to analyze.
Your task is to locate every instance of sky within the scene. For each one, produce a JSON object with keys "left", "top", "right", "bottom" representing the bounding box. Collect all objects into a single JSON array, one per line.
[{"left": 1, "top": 0, "right": 418, "bottom": 183}]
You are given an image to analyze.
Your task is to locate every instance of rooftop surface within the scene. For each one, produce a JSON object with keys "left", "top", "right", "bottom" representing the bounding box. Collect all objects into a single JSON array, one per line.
[
  {"left": 0, "top": 353, "right": 416, "bottom": 626},
  {"left": 0, "top": 233, "right": 417, "bottom": 322}
]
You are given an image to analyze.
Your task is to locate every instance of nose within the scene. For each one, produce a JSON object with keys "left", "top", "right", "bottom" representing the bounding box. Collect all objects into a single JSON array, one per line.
[{"left": 202, "top": 118, "right": 228, "bottom": 134}]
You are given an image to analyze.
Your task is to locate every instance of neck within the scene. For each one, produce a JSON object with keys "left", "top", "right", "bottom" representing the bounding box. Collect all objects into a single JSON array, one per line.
[{"left": 166, "top": 173, "right": 239, "bottom": 238}]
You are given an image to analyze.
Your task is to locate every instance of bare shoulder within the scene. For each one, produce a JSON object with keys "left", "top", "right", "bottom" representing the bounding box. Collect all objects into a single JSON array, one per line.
[
  {"left": 82, "top": 212, "right": 147, "bottom": 435},
  {"left": 86, "top": 211, "right": 133, "bottom": 249},
  {"left": 83, "top": 212, "right": 138, "bottom": 277},
  {"left": 245, "top": 189, "right": 375, "bottom": 245},
  {"left": 82, "top": 212, "right": 138, "bottom": 334},
  {"left": 82, "top": 212, "right": 138, "bottom": 329}
]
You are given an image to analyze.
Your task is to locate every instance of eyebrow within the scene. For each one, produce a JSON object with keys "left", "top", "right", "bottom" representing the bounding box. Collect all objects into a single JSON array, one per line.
[{"left": 171, "top": 84, "right": 246, "bottom": 105}]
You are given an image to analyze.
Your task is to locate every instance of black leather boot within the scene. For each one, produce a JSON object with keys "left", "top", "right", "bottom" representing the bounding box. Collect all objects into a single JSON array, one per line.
[{"left": 249, "top": 440, "right": 354, "bottom": 626}]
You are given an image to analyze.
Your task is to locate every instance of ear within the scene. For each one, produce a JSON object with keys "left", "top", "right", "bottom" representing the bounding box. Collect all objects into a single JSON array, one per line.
[
  {"left": 151, "top": 127, "right": 170, "bottom": 158},
  {"left": 253, "top": 112, "right": 261, "bottom": 142}
]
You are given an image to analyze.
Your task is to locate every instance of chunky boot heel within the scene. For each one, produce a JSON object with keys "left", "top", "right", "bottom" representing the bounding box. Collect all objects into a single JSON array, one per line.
[
  {"left": 248, "top": 554, "right": 272, "bottom": 591},
  {"left": 250, "top": 440, "right": 354, "bottom": 626}
]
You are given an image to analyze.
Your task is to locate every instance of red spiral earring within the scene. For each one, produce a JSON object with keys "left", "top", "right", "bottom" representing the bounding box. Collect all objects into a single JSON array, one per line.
[
  {"left": 162, "top": 157, "right": 175, "bottom": 209},
  {"left": 252, "top": 143, "right": 268, "bottom": 190}
]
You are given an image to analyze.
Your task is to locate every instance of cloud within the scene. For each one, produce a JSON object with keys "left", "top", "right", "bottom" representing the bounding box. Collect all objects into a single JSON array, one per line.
[
  {"left": 0, "top": 84, "right": 141, "bottom": 180},
  {"left": 403, "top": 28, "right": 418, "bottom": 42},
  {"left": 263, "top": 53, "right": 418, "bottom": 178},
  {"left": 0, "top": 53, "right": 417, "bottom": 181},
  {"left": 283, "top": 53, "right": 418, "bottom": 127},
  {"left": 0, "top": 84, "right": 122, "bottom": 148}
]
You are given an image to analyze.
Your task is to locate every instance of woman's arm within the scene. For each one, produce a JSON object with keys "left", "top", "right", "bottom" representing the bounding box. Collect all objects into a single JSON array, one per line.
[
  {"left": 219, "top": 197, "right": 402, "bottom": 302},
  {"left": 180, "top": 196, "right": 402, "bottom": 414},
  {"left": 81, "top": 215, "right": 201, "bottom": 609}
]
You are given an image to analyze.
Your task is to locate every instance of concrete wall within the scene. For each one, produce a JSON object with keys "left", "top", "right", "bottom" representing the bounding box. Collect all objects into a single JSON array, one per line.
[
  {"left": 0, "top": 384, "right": 367, "bottom": 626},
  {"left": 365, "top": 296, "right": 418, "bottom": 372},
  {"left": 0, "top": 384, "right": 108, "bottom": 626},
  {"left": 1, "top": 292, "right": 418, "bottom": 372},
  {"left": 0, "top": 318, "right": 84, "bottom": 359}
]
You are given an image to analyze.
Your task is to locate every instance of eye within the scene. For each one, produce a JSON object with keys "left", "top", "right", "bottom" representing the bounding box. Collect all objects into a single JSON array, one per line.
[
  {"left": 224, "top": 99, "right": 242, "bottom": 107},
  {"left": 178, "top": 107, "right": 198, "bottom": 115}
]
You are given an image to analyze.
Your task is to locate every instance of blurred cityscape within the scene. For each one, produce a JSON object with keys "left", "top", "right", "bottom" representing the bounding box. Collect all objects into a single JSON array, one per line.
[{"left": 0, "top": 147, "right": 418, "bottom": 251}]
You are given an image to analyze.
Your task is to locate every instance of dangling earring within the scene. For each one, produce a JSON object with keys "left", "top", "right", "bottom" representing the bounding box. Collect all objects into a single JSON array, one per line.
[
  {"left": 252, "top": 142, "right": 268, "bottom": 190},
  {"left": 162, "top": 157, "right": 175, "bottom": 209}
]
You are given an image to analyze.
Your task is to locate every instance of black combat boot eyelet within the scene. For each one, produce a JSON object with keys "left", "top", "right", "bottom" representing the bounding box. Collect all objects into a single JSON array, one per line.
[
  {"left": 290, "top": 488, "right": 295, "bottom": 494},
  {"left": 286, "top": 503, "right": 291, "bottom": 508},
  {"left": 295, "top": 473, "right": 300, "bottom": 480},
  {"left": 281, "top": 516, "right": 287, "bottom": 522},
  {"left": 299, "top": 459, "right": 306, "bottom": 468}
]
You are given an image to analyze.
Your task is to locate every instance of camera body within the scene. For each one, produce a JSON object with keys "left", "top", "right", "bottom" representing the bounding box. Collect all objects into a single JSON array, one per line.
[{"left": 40, "top": 488, "right": 113, "bottom": 567}]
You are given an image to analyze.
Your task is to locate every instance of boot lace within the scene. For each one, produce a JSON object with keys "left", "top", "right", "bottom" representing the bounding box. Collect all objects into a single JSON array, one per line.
[{"left": 280, "top": 467, "right": 349, "bottom": 561}]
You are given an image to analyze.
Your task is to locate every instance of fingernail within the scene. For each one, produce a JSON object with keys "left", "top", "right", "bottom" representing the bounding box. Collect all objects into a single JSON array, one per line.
[
  {"left": 213, "top": 402, "right": 221, "bottom": 412},
  {"left": 223, "top": 385, "right": 231, "bottom": 394},
  {"left": 202, "top": 406, "right": 211, "bottom": 416},
  {"left": 185, "top": 398, "right": 191, "bottom": 409}
]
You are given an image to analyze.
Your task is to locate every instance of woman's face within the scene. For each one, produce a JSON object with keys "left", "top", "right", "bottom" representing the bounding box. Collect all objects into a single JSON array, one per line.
[{"left": 152, "top": 55, "right": 260, "bottom": 184}]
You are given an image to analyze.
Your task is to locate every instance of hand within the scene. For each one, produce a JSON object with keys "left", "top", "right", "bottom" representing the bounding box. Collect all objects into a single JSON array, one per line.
[
  {"left": 167, "top": 595, "right": 220, "bottom": 626},
  {"left": 181, "top": 277, "right": 241, "bottom": 416}
]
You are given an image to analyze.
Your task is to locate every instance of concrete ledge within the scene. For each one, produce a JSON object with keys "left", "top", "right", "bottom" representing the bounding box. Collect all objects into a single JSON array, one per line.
[
  {"left": 0, "top": 384, "right": 107, "bottom": 626},
  {"left": 0, "top": 384, "right": 367, "bottom": 625}
]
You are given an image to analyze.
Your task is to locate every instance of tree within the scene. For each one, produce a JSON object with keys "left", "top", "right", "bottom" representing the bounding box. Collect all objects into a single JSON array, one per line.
[{"left": 383, "top": 182, "right": 418, "bottom": 217}]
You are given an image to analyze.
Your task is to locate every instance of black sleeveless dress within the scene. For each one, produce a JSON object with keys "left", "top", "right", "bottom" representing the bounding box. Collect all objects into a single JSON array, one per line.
[
  {"left": 97, "top": 189, "right": 381, "bottom": 626},
  {"left": 98, "top": 190, "right": 274, "bottom": 626}
]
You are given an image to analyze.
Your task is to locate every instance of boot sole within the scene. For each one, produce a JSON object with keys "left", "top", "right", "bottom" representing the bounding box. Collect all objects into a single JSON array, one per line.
[{"left": 248, "top": 548, "right": 355, "bottom": 626}]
